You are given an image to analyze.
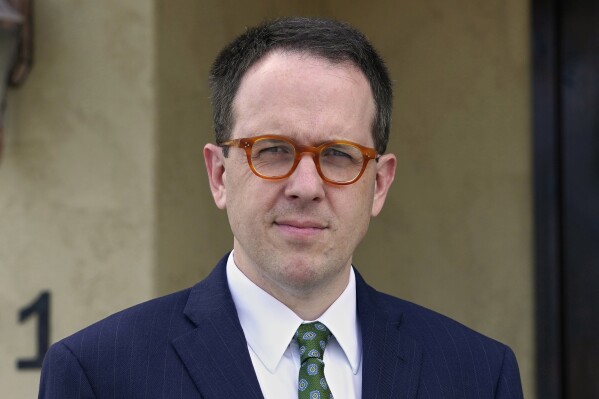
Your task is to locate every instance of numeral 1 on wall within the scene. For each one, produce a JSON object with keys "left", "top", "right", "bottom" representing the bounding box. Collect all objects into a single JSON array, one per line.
[{"left": 17, "top": 291, "right": 51, "bottom": 370}]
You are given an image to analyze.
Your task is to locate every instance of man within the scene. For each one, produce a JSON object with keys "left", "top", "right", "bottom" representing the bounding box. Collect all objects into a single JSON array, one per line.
[{"left": 39, "top": 17, "right": 524, "bottom": 398}]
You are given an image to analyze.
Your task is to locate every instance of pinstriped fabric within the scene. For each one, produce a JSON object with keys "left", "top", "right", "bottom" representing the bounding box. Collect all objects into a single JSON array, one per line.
[
  {"left": 39, "top": 254, "right": 523, "bottom": 398},
  {"left": 358, "top": 278, "right": 524, "bottom": 399},
  {"left": 39, "top": 285, "right": 202, "bottom": 399},
  {"left": 160, "top": 292, "right": 187, "bottom": 399},
  {"left": 171, "top": 306, "right": 263, "bottom": 396},
  {"left": 41, "top": 342, "right": 96, "bottom": 398}
]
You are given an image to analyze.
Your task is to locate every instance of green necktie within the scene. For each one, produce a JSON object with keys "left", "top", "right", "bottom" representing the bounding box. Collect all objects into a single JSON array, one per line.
[{"left": 296, "top": 322, "right": 334, "bottom": 399}]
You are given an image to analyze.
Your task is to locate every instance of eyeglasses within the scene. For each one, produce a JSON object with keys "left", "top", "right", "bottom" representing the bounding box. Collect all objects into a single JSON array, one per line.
[{"left": 219, "top": 135, "right": 379, "bottom": 185}]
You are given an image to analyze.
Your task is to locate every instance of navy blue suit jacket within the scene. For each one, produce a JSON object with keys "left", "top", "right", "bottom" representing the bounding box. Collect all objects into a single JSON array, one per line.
[{"left": 39, "top": 254, "right": 524, "bottom": 398}]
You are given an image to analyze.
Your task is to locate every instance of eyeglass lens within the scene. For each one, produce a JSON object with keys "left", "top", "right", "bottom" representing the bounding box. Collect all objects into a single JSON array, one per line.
[{"left": 250, "top": 138, "right": 365, "bottom": 183}]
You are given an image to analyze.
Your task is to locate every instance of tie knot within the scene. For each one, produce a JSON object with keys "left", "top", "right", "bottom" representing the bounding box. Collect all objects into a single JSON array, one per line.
[{"left": 295, "top": 322, "right": 332, "bottom": 363}]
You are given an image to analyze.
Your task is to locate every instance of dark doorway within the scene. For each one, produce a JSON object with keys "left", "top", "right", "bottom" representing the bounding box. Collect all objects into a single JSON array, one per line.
[{"left": 533, "top": 0, "right": 599, "bottom": 398}]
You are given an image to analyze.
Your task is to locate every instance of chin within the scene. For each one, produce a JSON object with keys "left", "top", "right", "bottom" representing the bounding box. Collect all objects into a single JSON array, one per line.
[{"left": 278, "top": 258, "right": 340, "bottom": 289}]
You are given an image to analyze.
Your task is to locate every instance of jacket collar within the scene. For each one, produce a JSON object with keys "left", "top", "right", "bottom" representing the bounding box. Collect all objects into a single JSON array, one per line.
[
  {"left": 355, "top": 268, "right": 423, "bottom": 398},
  {"left": 172, "top": 253, "right": 264, "bottom": 399}
]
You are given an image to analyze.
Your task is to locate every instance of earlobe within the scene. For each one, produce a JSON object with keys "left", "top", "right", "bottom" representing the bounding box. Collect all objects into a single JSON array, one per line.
[
  {"left": 203, "top": 143, "right": 227, "bottom": 209},
  {"left": 371, "top": 153, "right": 396, "bottom": 217}
]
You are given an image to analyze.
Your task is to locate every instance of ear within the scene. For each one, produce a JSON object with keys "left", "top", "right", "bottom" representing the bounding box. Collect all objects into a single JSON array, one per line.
[
  {"left": 371, "top": 153, "right": 396, "bottom": 217},
  {"left": 203, "top": 143, "right": 227, "bottom": 209}
]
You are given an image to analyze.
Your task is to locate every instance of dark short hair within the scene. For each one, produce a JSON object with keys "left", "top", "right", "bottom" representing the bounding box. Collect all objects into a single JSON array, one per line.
[{"left": 209, "top": 17, "right": 393, "bottom": 154}]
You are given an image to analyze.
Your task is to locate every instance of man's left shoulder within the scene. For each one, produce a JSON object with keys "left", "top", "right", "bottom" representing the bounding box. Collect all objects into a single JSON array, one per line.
[
  {"left": 375, "top": 290, "right": 514, "bottom": 357},
  {"left": 366, "top": 290, "right": 524, "bottom": 398}
]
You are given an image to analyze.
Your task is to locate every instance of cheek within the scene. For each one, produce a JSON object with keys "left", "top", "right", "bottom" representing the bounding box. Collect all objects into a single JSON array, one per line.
[
  {"left": 348, "top": 177, "right": 375, "bottom": 210},
  {"left": 226, "top": 177, "right": 277, "bottom": 222},
  {"left": 224, "top": 163, "right": 255, "bottom": 202},
  {"left": 331, "top": 184, "right": 374, "bottom": 227}
]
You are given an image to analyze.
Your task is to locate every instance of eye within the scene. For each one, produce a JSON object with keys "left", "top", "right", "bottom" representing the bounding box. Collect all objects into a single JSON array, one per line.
[
  {"left": 320, "top": 144, "right": 363, "bottom": 166},
  {"left": 252, "top": 139, "right": 295, "bottom": 159},
  {"left": 322, "top": 147, "right": 352, "bottom": 158},
  {"left": 258, "top": 145, "right": 291, "bottom": 155}
]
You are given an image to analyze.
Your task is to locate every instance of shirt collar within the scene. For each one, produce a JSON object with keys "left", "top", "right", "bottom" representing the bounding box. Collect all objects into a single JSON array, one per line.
[
  {"left": 314, "top": 268, "right": 362, "bottom": 374},
  {"left": 226, "top": 252, "right": 362, "bottom": 374}
]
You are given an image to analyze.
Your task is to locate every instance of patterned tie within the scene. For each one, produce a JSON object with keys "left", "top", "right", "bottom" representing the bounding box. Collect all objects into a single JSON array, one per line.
[{"left": 296, "top": 321, "right": 334, "bottom": 399}]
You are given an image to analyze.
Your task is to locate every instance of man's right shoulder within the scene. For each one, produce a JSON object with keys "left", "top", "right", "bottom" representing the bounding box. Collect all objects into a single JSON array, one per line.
[{"left": 57, "top": 287, "right": 194, "bottom": 356}]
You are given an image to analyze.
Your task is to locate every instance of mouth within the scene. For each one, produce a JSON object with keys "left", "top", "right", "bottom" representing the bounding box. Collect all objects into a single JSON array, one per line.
[{"left": 273, "top": 219, "right": 328, "bottom": 238}]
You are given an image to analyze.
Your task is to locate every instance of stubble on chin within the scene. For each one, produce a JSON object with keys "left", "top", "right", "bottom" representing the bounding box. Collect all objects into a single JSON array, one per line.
[{"left": 263, "top": 250, "right": 351, "bottom": 295}]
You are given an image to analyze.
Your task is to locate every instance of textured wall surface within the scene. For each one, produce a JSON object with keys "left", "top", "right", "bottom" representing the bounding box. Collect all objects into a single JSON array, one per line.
[
  {"left": 0, "top": 1, "right": 533, "bottom": 398},
  {"left": 0, "top": 2, "right": 156, "bottom": 397}
]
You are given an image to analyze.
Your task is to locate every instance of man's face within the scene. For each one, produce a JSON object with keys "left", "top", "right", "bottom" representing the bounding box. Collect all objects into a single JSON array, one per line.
[{"left": 205, "top": 51, "right": 395, "bottom": 300}]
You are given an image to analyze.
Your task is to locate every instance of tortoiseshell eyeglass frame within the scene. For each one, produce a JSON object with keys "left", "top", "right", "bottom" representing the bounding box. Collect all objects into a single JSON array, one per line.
[{"left": 219, "top": 134, "right": 379, "bottom": 186}]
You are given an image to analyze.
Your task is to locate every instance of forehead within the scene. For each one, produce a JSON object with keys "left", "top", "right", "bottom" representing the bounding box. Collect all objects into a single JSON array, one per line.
[{"left": 231, "top": 51, "right": 376, "bottom": 145}]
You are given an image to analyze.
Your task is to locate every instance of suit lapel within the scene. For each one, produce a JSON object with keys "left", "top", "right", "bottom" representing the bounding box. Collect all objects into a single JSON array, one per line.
[
  {"left": 356, "top": 270, "right": 423, "bottom": 399},
  {"left": 172, "top": 255, "right": 264, "bottom": 399}
]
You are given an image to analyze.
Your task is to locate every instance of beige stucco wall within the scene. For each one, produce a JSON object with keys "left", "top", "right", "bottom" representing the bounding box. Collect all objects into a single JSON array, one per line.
[
  {"left": 0, "top": 1, "right": 533, "bottom": 398},
  {"left": 0, "top": 2, "right": 156, "bottom": 397}
]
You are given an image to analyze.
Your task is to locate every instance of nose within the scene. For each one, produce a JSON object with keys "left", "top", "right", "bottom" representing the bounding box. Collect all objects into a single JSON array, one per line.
[{"left": 283, "top": 154, "right": 325, "bottom": 201}]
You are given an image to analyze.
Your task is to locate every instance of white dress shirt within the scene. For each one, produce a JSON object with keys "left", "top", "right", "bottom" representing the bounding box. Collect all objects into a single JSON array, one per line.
[{"left": 226, "top": 253, "right": 362, "bottom": 398}]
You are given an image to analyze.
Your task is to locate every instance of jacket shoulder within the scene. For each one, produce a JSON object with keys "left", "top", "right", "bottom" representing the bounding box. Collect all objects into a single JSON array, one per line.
[
  {"left": 372, "top": 290, "right": 523, "bottom": 397},
  {"left": 376, "top": 290, "right": 506, "bottom": 349},
  {"left": 40, "top": 288, "right": 197, "bottom": 397},
  {"left": 58, "top": 288, "right": 193, "bottom": 361}
]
